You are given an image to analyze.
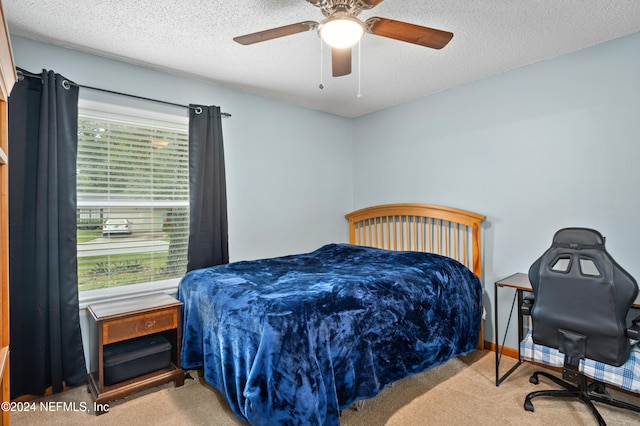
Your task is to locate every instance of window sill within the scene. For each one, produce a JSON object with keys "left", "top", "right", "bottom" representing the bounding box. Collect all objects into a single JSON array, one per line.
[{"left": 78, "top": 278, "right": 180, "bottom": 310}]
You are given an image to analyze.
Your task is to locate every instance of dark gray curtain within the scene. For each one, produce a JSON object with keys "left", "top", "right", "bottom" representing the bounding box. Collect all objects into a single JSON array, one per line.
[
  {"left": 8, "top": 70, "right": 87, "bottom": 399},
  {"left": 187, "top": 105, "right": 229, "bottom": 271}
]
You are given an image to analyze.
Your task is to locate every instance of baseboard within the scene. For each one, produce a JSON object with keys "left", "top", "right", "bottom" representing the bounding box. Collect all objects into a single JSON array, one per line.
[{"left": 483, "top": 341, "right": 519, "bottom": 359}]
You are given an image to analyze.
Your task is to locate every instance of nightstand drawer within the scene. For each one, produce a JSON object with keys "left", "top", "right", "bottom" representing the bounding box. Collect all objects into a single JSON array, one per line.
[{"left": 102, "top": 309, "right": 178, "bottom": 344}]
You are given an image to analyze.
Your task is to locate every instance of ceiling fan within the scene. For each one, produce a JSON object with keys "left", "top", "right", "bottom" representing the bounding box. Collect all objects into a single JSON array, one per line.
[{"left": 233, "top": 0, "right": 453, "bottom": 78}]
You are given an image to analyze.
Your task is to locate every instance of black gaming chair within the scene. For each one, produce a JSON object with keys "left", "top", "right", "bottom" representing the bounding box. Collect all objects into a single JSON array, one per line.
[{"left": 522, "top": 228, "right": 640, "bottom": 425}]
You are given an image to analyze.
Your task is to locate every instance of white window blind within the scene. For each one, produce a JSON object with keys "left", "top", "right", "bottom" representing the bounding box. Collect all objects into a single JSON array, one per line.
[{"left": 77, "top": 108, "right": 189, "bottom": 293}]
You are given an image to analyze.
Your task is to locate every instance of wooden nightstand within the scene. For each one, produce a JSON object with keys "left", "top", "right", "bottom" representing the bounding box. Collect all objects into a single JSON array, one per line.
[{"left": 87, "top": 293, "right": 184, "bottom": 414}]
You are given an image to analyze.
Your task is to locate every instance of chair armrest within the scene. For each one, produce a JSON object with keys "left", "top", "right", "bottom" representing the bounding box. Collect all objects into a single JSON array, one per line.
[
  {"left": 626, "top": 314, "right": 640, "bottom": 340},
  {"left": 521, "top": 295, "right": 535, "bottom": 316}
]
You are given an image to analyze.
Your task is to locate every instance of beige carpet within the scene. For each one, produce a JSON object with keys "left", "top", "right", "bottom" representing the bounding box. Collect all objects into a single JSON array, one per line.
[{"left": 11, "top": 351, "right": 640, "bottom": 425}]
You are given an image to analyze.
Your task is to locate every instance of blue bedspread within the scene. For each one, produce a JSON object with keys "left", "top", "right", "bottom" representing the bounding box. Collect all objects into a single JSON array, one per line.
[{"left": 179, "top": 244, "right": 482, "bottom": 425}]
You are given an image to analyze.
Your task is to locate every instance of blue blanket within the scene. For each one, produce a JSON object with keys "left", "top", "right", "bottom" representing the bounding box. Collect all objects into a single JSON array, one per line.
[{"left": 179, "top": 244, "right": 482, "bottom": 425}]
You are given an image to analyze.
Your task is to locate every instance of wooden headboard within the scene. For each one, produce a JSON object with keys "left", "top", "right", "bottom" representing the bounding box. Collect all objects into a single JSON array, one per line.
[{"left": 345, "top": 203, "right": 486, "bottom": 279}]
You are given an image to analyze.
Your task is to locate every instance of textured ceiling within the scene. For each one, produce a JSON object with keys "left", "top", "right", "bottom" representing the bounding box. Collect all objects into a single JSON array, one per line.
[{"left": 4, "top": 0, "right": 640, "bottom": 118}]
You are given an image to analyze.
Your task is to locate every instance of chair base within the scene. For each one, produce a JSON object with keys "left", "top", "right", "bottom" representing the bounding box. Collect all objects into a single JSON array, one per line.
[{"left": 524, "top": 370, "right": 640, "bottom": 426}]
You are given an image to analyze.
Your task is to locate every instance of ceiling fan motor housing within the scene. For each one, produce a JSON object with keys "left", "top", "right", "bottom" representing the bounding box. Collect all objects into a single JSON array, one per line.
[{"left": 306, "top": 0, "right": 379, "bottom": 18}]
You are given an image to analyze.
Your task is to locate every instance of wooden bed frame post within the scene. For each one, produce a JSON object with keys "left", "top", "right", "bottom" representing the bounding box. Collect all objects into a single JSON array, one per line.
[{"left": 472, "top": 222, "right": 482, "bottom": 279}]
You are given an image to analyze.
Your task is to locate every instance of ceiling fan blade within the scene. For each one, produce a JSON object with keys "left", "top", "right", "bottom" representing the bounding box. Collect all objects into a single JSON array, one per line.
[
  {"left": 365, "top": 17, "right": 453, "bottom": 49},
  {"left": 332, "top": 47, "right": 352, "bottom": 77},
  {"left": 234, "top": 21, "right": 318, "bottom": 45}
]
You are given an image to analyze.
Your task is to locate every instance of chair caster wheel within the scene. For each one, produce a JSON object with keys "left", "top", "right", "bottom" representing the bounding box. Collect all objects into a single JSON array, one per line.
[
  {"left": 524, "top": 400, "right": 535, "bottom": 412},
  {"left": 593, "top": 383, "right": 606, "bottom": 395},
  {"left": 529, "top": 375, "right": 539, "bottom": 385}
]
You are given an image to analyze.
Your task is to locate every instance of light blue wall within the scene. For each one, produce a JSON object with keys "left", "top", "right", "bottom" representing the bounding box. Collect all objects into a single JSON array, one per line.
[
  {"left": 353, "top": 32, "right": 640, "bottom": 345},
  {"left": 10, "top": 36, "right": 354, "bottom": 263}
]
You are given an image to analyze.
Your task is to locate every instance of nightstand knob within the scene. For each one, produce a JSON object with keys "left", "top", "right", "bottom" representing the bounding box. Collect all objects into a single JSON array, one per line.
[{"left": 145, "top": 320, "right": 155, "bottom": 329}]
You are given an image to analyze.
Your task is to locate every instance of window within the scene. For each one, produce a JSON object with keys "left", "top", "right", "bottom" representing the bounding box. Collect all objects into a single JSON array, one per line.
[{"left": 76, "top": 106, "right": 189, "bottom": 294}]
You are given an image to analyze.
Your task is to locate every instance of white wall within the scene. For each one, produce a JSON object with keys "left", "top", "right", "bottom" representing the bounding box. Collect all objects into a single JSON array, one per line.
[{"left": 353, "top": 32, "right": 640, "bottom": 346}]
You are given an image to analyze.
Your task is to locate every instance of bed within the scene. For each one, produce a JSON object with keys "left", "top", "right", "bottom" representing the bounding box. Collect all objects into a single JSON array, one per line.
[{"left": 179, "top": 203, "right": 485, "bottom": 425}]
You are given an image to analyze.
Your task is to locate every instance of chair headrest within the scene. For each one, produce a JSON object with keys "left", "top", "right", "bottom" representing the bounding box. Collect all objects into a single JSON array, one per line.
[{"left": 552, "top": 227, "right": 605, "bottom": 249}]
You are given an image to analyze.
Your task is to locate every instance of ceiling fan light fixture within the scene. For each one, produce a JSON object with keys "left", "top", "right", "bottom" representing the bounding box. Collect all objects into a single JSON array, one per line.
[{"left": 319, "top": 14, "right": 364, "bottom": 48}]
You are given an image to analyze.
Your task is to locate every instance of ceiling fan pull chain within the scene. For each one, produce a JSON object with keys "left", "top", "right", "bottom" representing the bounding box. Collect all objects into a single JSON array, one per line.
[
  {"left": 319, "top": 38, "right": 325, "bottom": 90},
  {"left": 357, "top": 38, "right": 362, "bottom": 98}
]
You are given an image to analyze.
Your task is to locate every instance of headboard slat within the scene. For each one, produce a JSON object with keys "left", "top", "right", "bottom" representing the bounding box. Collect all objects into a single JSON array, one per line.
[{"left": 345, "top": 203, "right": 485, "bottom": 278}]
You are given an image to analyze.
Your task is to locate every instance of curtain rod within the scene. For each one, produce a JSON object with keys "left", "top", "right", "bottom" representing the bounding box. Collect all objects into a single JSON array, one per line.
[{"left": 16, "top": 68, "right": 231, "bottom": 118}]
